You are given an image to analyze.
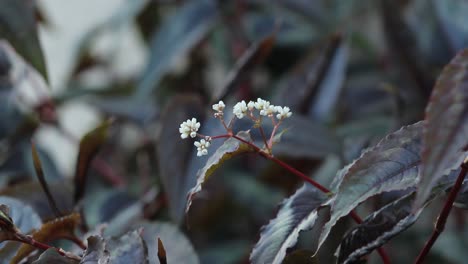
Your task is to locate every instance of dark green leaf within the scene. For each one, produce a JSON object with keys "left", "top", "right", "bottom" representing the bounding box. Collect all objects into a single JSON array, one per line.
[
  {"left": 74, "top": 120, "right": 112, "bottom": 204},
  {"left": 212, "top": 33, "right": 275, "bottom": 102},
  {"left": 250, "top": 184, "right": 328, "bottom": 264},
  {"left": 318, "top": 122, "right": 423, "bottom": 252},
  {"left": 414, "top": 49, "right": 468, "bottom": 209},
  {"left": 135, "top": 0, "right": 217, "bottom": 99},
  {"left": 186, "top": 131, "right": 253, "bottom": 214},
  {"left": 0, "top": 0, "right": 47, "bottom": 77},
  {"left": 157, "top": 94, "right": 204, "bottom": 224}
]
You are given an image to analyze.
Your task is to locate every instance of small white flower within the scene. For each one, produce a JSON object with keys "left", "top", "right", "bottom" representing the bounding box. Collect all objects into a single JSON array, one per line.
[
  {"left": 247, "top": 101, "right": 255, "bottom": 110},
  {"left": 212, "top": 100, "right": 225, "bottom": 112},
  {"left": 260, "top": 104, "right": 277, "bottom": 117},
  {"left": 254, "top": 98, "right": 270, "bottom": 111},
  {"left": 233, "top": 100, "right": 248, "bottom": 119},
  {"left": 276, "top": 106, "right": 292, "bottom": 120},
  {"left": 194, "top": 139, "right": 211, "bottom": 156},
  {"left": 179, "top": 118, "right": 201, "bottom": 139}
]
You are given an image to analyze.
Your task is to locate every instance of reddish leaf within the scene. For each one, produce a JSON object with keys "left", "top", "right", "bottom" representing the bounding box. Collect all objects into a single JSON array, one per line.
[{"left": 414, "top": 49, "right": 468, "bottom": 209}]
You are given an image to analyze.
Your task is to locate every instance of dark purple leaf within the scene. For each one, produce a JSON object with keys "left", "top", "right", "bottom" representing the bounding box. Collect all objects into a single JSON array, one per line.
[
  {"left": 186, "top": 131, "right": 253, "bottom": 214},
  {"left": 157, "top": 238, "right": 167, "bottom": 264},
  {"left": 81, "top": 236, "right": 109, "bottom": 264},
  {"left": 106, "top": 230, "right": 148, "bottom": 264},
  {"left": 250, "top": 184, "right": 328, "bottom": 264},
  {"left": 414, "top": 49, "right": 468, "bottom": 209},
  {"left": 318, "top": 122, "right": 424, "bottom": 251}
]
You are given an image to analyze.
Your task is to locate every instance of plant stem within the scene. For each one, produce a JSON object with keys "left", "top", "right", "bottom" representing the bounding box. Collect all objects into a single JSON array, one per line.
[
  {"left": 14, "top": 233, "right": 81, "bottom": 260},
  {"left": 232, "top": 135, "right": 391, "bottom": 264},
  {"left": 414, "top": 161, "right": 468, "bottom": 264}
]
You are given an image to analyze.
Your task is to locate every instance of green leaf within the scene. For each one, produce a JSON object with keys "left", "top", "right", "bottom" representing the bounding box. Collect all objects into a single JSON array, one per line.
[
  {"left": 0, "top": 0, "right": 47, "bottom": 78},
  {"left": 74, "top": 119, "right": 112, "bottom": 204},
  {"left": 157, "top": 94, "right": 204, "bottom": 224},
  {"left": 317, "top": 122, "right": 424, "bottom": 252},
  {"left": 414, "top": 48, "right": 468, "bottom": 209},
  {"left": 135, "top": 0, "right": 217, "bottom": 99},
  {"left": 186, "top": 131, "right": 253, "bottom": 214},
  {"left": 250, "top": 184, "right": 328, "bottom": 264}
]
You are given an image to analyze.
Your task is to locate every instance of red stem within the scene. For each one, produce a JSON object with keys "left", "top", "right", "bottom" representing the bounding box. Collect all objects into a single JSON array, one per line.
[
  {"left": 414, "top": 161, "right": 468, "bottom": 264},
  {"left": 231, "top": 135, "right": 391, "bottom": 264}
]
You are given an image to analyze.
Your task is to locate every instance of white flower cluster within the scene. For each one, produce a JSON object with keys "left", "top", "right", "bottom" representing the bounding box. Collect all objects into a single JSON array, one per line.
[
  {"left": 179, "top": 118, "right": 200, "bottom": 139},
  {"left": 213, "top": 98, "right": 292, "bottom": 120},
  {"left": 194, "top": 139, "right": 210, "bottom": 156}
]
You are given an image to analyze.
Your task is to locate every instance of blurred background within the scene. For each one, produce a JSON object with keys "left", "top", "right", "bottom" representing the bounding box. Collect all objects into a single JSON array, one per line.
[{"left": 1, "top": 0, "right": 468, "bottom": 263}]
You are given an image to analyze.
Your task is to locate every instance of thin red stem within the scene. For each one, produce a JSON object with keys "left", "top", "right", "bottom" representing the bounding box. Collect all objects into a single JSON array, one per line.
[
  {"left": 13, "top": 233, "right": 80, "bottom": 260},
  {"left": 231, "top": 134, "right": 390, "bottom": 263},
  {"left": 414, "top": 161, "right": 468, "bottom": 264}
]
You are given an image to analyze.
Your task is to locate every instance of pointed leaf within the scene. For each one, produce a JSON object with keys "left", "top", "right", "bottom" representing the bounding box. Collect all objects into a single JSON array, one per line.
[
  {"left": 157, "top": 238, "right": 167, "bottom": 264},
  {"left": 135, "top": 0, "right": 217, "bottom": 99},
  {"left": 212, "top": 33, "right": 275, "bottom": 102},
  {"left": 157, "top": 94, "right": 204, "bottom": 224},
  {"left": 336, "top": 167, "right": 461, "bottom": 263},
  {"left": 31, "top": 142, "right": 62, "bottom": 217},
  {"left": 74, "top": 119, "right": 112, "bottom": 204},
  {"left": 250, "top": 184, "right": 329, "bottom": 264},
  {"left": 0, "top": 0, "right": 47, "bottom": 77},
  {"left": 414, "top": 49, "right": 468, "bottom": 209},
  {"left": 318, "top": 122, "right": 424, "bottom": 251},
  {"left": 11, "top": 213, "right": 81, "bottom": 264},
  {"left": 186, "top": 131, "right": 253, "bottom": 213},
  {"left": 134, "top": 221, "right": 199, "bottom": 264}
]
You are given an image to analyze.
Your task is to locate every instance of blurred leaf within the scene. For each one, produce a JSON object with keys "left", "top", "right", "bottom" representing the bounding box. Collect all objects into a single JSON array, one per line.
[
  {"left": 274, "top": 34, "right": 344, "bottom": 117},
  {"left": 0, "top": 197, "right": 41, "bottom": 234},
  {"left": 250, "top": 184, "right": 328, "bottom": 264},
  {"left": 106, "top": 229, "right": 148, "bottom": 264},
  {"left": 431, "top": 0, "right": 468, "bottom": 53},
  {"left": 282, "top": 249, "right": 319, "bottom": 264},
  {"left": 212, "top": 33, "right": 275, "bottom": 102},
  {"left": 32, "top": 248, "right": 79, "bottom": 264},
  {"left": 135, "top": 221, "right": 199, "bottom": 264},
  {"left": 11, "top": 213, "right": 81, "bottom": 264},
  {"left": 0, "top": 0, "right": 47, "bottom": 78},
  {"left": 381, "top": 0, "right": 433, "bottom": 99},
  {"left": 414, "top": 49, "right": 468, "bottom": 209},
  {"left": 0, "top": 180, "right": 73, "bottom": 220},
  {"left": 317, "top": 122, "right": 424, "bottom": 252},
  {"left": 186, "top": 131, "right": 253, "bottom": 214},
  {"left": 0, "top": 197, "right": 41, "bottom": 262},
  {"left": 74, "top": 120, "right": 112, "bottom": 204},
  {"left": 157, "top": 238, "right": 167, "bottom": 264},
  {"left": 271, "top": 115, "right": 341, "bottom": 159},
  {"left": 157, "top": 94, "right": 204, "bottom": 224},
  {"left": 31, "top": 142, "right": 62, "bottom": 217},
  {"left": 135, "top": 0, "right": 218, "bottom": 99},
  {"left": 81, "top": 236, "right": 109, "bottom": 264}
]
